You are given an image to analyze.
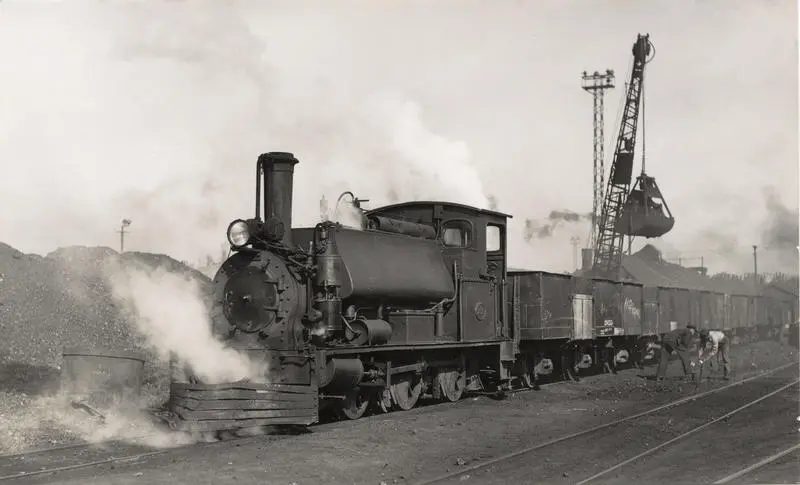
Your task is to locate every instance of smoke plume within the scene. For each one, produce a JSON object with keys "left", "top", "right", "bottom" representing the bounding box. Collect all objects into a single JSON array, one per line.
[
  {"left": 653, "top": 187, "right": 799, "bottom": 275},
  {"left": 523, "top": 210, "right": 592, "bottom": 242},
  {"left": 105, "top": 261, "right": 268, "bottom": 384},
  {"left": 761, "top": 187, "right": 799, "bottom": 248},
  {"left": 760, "top": 187, "right": 799, "bottom": 272}
]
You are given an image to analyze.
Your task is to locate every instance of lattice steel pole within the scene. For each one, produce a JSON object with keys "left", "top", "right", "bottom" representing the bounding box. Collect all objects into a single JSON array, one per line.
[{"left": 581, "top": 69, "right": 615, "bottom": 249}]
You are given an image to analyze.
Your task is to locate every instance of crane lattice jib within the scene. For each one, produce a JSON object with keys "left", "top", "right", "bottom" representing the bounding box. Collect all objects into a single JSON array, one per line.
[{"left": 592, "top": 33, "right": 653, "bottom": 279}]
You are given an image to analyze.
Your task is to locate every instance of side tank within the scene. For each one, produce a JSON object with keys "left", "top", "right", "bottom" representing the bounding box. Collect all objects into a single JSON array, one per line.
[{"left": 331, "top": 226, "right": 455, "bottom": 302}]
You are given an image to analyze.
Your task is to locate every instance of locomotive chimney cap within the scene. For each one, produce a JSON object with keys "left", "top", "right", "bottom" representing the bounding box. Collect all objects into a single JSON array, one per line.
[{"left": 259, "top": 152, "right": 299, "bottom": 163}]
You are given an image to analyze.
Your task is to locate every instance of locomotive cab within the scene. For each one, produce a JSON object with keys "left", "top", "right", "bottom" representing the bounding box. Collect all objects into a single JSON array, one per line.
[{"left": 365, "top": 201, "right": 512, "bottom": 344}]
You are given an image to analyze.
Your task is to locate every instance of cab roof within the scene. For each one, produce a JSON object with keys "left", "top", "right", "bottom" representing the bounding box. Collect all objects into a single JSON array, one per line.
[{"left": 366, "top": 201, "right": 513, "bottom": 219}]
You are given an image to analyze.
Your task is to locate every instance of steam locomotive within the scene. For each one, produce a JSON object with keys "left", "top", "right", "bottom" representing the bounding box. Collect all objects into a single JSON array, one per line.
[{"left": 166, "top": 152, "right": 797, "bottom": 433}]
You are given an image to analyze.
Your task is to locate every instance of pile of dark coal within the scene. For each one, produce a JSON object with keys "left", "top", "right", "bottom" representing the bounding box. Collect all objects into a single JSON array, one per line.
[{"left": 0, "top": 243, "right": 212, "bottom": 403}]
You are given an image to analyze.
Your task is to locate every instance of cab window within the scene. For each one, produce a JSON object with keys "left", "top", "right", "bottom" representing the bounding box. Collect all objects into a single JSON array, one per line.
[
  {"left": 486, "top": 224, "right": 502, "bottom": 252},
  {"left": 442, "top": 220, "right": 473, "bottom": 248}
]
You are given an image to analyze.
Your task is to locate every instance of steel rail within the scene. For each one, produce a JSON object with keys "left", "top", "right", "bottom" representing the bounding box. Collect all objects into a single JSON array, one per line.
[
  {"left": 712, "top": 442, "right": 800, "bottom": 484},
  {"left": 413, "top": 362, "right": 796, "bottom": 485},
  {"left": 576, "top": 378, "right": 799, "bottom": 483}
]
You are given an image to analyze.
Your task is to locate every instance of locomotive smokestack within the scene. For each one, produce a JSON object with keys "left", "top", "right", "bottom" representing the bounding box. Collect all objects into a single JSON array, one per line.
[{"left": 259, "top": 152, "right": 299, "bottom": 246}]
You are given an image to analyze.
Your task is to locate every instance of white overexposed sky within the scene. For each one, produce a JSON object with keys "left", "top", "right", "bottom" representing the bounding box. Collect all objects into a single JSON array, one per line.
[{"left": 0, "top": 0, "right": 797, "bottom": 274}]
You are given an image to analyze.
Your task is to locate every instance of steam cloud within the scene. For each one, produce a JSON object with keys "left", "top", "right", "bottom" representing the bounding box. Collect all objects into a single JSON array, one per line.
[
  {"left": 0, "top": 392, "right": 197, "bottom": 455},
  {"left": 487, "top": 195, "right": 499, "bottom": 211},
  {"left": 106, "top": 261, "right": 268, "bottom": 384},
  {"left": 332, "top": 199, "right": 367, "bottom": 230}
]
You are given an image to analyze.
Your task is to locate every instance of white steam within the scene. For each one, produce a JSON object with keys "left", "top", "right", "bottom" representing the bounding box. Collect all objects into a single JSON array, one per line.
[
  {"left": 332, "top": 200, "right": 366, "bottom": 230},
  {"left": 106, "top": 263, "right": 267, "bottom": 384},
  {"left": 0, "top": 385, "right": 207, "bottom": 455}
]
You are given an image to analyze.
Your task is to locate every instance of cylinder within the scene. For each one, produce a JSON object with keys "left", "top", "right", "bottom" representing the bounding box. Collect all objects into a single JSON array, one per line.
[
  {"left": 350, "top": 318, "right": 393, "bottom": 346},
  {"left": 259, "top": 152, "right": 299, "bottom": 246},
  {"left": 318, "top": 358, "right": 364, "bottom": 390}
]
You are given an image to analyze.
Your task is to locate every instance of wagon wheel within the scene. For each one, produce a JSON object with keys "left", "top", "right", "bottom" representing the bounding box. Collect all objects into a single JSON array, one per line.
[
  {"left": 390, "top": 374, "right": 423, "bottom": 411},
  {"left": 376, "top": 388, "right": 393, "bottom": 413},
  {"left": 336, "top": 388, "right": 370, "bottom": 420},
  {"left": 437, "top": 369, "right": 466, "bottom": 402},
  {"left": 520, "top": 371, "right": 534, "bottom": 389},
  {"left": 561, "top": 353, "right": 580, "bottom": 382},
  {"left": 511, "top": 357, "right": 531, "bottom": 389}
]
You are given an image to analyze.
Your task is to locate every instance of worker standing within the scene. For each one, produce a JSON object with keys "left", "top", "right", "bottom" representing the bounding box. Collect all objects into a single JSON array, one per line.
[
  {"left": 698, "top": 329, "right": 731, "bottom": 380},
  {"left": 655, "top": 324, "right": 698, "bottom": 381}
]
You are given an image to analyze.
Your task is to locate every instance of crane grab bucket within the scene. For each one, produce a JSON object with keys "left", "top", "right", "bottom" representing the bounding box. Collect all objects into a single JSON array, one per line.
[{"left": 614, "top": 174, "right": 675, "bottom": 238}]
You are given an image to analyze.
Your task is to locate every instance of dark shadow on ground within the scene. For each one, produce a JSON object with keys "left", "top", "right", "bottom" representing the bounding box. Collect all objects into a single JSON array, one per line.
[{"left": 0, "top": 361, "right": 61, "bottom": 395}]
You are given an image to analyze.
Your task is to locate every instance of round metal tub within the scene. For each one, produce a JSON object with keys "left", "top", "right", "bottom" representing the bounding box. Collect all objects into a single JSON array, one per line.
[{"left": 61, "top": 347, "right": 146, "bottom": 410}]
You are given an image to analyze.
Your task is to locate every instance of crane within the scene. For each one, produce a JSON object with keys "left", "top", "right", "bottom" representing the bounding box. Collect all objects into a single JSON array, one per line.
[{"left": 591, "top": 33, "right": 675, "bottom": 279}]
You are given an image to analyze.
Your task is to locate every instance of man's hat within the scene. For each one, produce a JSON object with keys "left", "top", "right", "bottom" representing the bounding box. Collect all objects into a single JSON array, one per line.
[{"left": 686, "top": 324, "right": 697, "bottom": 330}]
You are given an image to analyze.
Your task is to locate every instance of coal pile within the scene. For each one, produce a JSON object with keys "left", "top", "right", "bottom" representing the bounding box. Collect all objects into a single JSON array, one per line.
[{"left": 0, "top": 243, "right": 212, "bottom": 369}]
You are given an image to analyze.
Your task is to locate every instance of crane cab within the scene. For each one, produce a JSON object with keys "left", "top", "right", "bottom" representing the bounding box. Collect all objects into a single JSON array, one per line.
[{"left": 615, "top": 174, "right": 675, "bottom": 238}]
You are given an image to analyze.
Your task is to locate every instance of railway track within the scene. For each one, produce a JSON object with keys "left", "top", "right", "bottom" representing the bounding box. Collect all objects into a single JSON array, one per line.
[
  {"left": 714, "top": 442, "right": 800, "bottom": 484},
  {"left": 1, "top": 362, "right": 794, "bottom": 483},
  {"left": 414, "top": 361, "right": 799, "bottom": 485},
  {"left": 575, "top": 377, "right": 799, "bottom": 484},
  {"left": 0, "top": 374, "right": 568, "bottom": 483}
]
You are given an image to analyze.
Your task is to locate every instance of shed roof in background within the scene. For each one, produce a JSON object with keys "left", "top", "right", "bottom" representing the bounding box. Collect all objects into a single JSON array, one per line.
[
  {"left": 762, "top": 278, "right": 800, "bottom": 298},
  {"left": 621, "top": 244, "right": 757, "bottom": 295}
]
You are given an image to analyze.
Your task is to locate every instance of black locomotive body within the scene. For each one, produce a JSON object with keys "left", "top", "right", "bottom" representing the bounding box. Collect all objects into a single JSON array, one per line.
[{"left": 167, "top": 152, "right": 798, "bottom": 432}]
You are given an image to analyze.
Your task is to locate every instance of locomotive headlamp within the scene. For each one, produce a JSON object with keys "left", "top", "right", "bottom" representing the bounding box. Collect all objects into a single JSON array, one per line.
[{"left": 227, "top": 219, "right": 251, "bottom": 248}]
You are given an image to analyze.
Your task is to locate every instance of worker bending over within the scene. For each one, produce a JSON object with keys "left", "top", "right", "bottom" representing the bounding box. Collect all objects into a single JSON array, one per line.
[
  {"left": 655, "top": 324, "right": 698, "bottom": 381},
  {"left": 698, "top": 329, "right": 731, "bottom": 380}
]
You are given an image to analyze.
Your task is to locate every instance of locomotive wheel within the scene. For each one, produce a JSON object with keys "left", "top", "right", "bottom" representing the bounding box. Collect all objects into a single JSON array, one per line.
[
  {"left": 390, "top": 374, "right": 422, "bottom": 411},
  {"left": 337, "top": 388, "right": 370, "bottom": 420},
  {"left": 437, "top": 369, "right": 466, "bottom": 402}
]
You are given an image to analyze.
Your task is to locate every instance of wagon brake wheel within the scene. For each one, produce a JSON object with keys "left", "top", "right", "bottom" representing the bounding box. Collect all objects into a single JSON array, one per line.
[
  {"left": 336, "top": 388, "right": 370, "bottom": 420},
  {"left": 437, "top": 369, "right": 466, "bottom": 402},
  {"left": 390, "top": 373, "right": 423, "bottom": 411}
]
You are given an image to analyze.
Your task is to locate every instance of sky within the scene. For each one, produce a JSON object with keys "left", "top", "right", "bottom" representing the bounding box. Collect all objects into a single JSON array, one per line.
[{"left": 0, "top": 0, "right": 797, "bottom": 275}]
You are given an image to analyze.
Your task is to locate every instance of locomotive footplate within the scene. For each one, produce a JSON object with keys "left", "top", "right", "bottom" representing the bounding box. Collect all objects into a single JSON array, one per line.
[
  {"left": 168, "top": 350, "right": 319, "bottom": 433},
  {"left": 168, "top": 381, "right": 319, "bottom": 432}
]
